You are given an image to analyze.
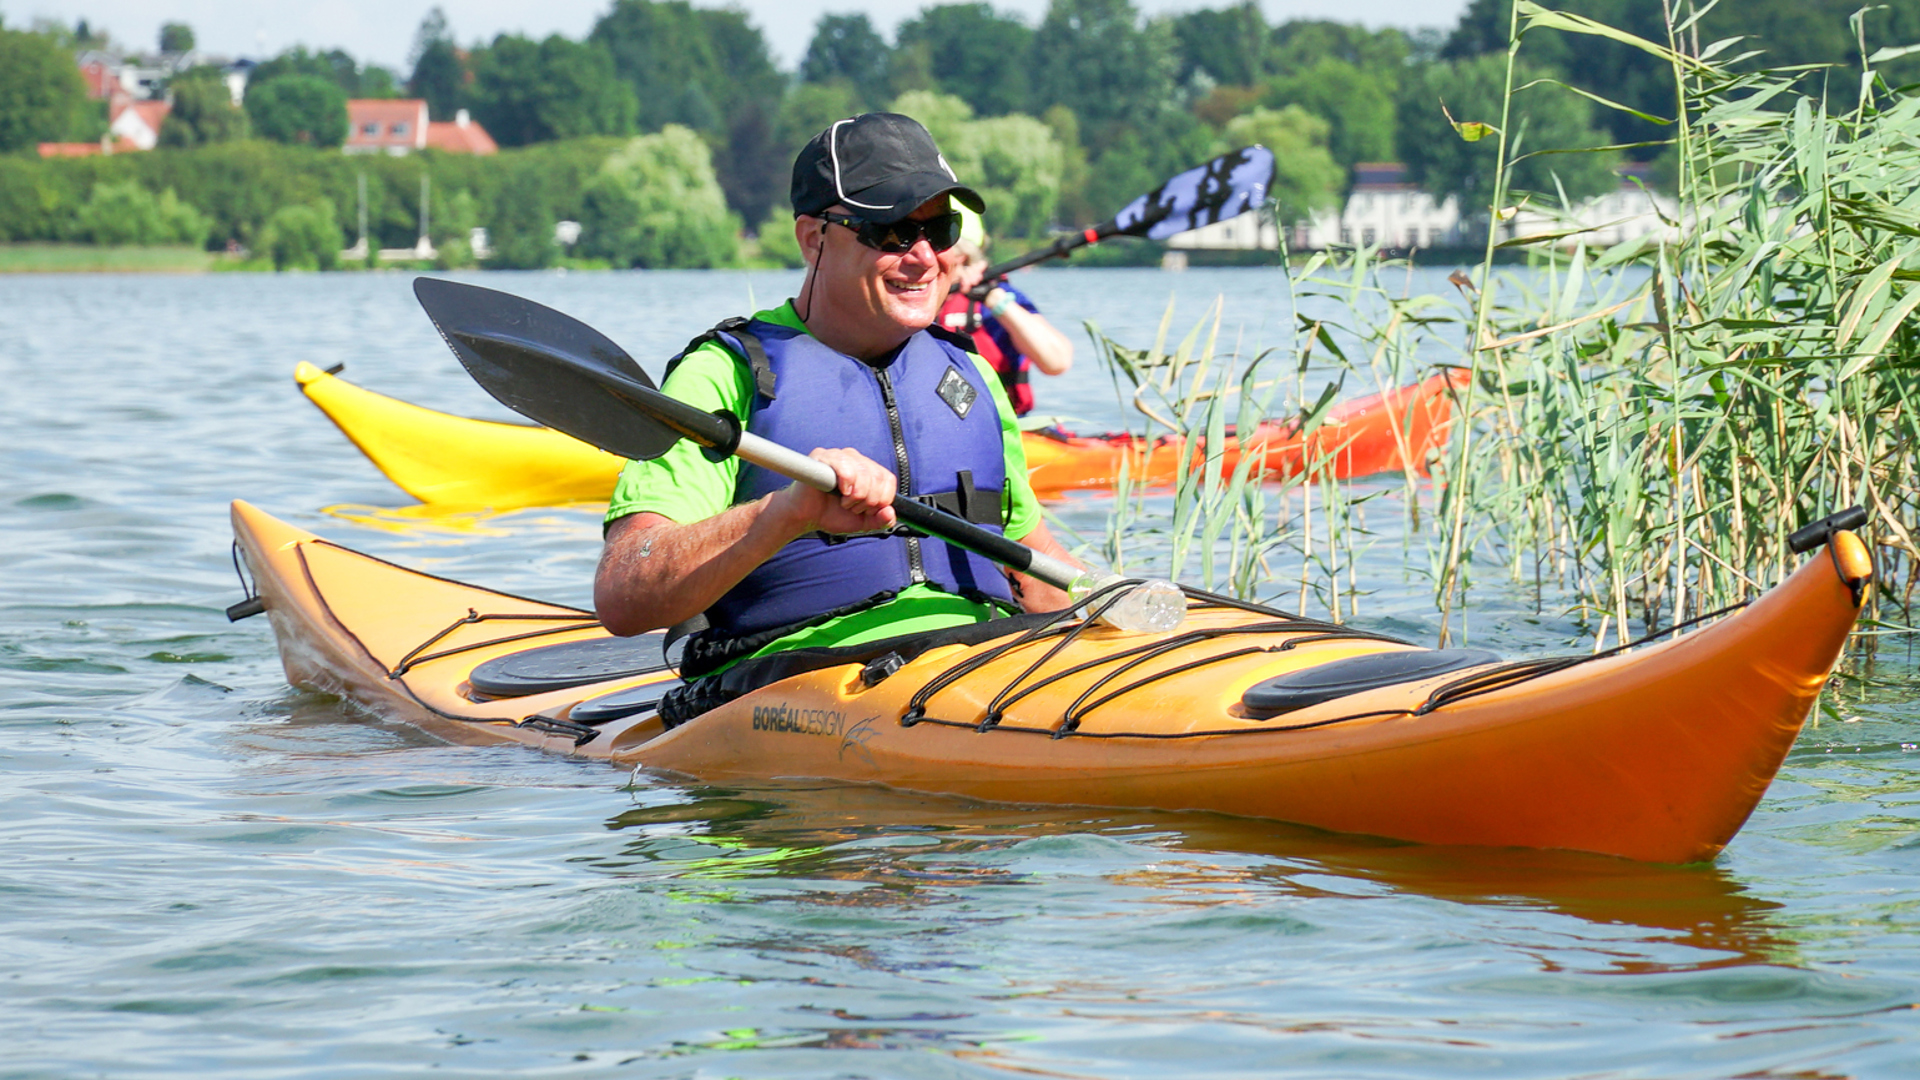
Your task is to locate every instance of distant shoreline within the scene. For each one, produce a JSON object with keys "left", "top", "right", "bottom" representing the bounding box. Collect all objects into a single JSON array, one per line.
[
  {"left": 0, "top": 243, "right": 218, "bottom": 274},
  {"left": 0, "top": 242, "right": 1506, "bottom": 275}
]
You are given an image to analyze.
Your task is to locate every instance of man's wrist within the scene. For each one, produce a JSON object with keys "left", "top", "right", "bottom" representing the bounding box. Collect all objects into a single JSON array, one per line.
[{"left": 985, "top": 289, "right": 1017, "bottom": 318}]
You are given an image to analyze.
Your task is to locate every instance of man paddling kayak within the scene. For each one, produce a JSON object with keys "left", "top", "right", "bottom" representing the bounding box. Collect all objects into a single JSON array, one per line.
[
  {"left": 594, "top": 113, "right": 1079, "bottom": 718},
  {"left": 937, "top": 207, "right": 1073, "bottom": 416}
]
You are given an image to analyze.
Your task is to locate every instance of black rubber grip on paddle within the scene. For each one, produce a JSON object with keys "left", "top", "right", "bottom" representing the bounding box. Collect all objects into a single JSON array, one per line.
[{"left": 891, "top": 498, "right": 1035, "bottom": 573}]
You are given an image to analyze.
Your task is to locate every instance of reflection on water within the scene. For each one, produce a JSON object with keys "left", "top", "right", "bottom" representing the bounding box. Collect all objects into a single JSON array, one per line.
[{"left": 603, "top": 783, "right": 1797, "bottom": 978}]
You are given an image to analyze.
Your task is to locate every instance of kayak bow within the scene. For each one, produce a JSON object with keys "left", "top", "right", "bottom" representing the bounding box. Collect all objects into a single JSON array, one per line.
[{"left": 230, "top": 499, "right": 1869, "bottom": 862}]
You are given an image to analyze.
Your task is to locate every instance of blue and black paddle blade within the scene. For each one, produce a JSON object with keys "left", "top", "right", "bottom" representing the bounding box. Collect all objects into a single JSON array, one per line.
[
  {"left": 412, "top": 277, "right": 686, "bottom": 463},
  {"left": 1113, "top": 145, "right": 1276, "bottom": 240}
]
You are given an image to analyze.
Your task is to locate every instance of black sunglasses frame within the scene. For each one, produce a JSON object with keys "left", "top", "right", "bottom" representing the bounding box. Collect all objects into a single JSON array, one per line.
[{"left": 819, "top": 212, "right": 963, "bottom": 254}]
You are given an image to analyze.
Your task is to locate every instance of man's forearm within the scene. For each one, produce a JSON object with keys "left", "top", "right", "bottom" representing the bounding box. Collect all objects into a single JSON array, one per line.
[{"left": 595, "top": 501, "right": 801, "bottom": 636}]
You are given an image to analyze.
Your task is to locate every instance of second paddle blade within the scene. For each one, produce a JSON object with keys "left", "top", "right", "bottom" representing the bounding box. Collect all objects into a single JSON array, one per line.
[
  {"left": 413, "top": 277, "right": 682, "bottom": 463},
  {"left": 1114, "top": 145, "right": 1276, "bottom": 240}
]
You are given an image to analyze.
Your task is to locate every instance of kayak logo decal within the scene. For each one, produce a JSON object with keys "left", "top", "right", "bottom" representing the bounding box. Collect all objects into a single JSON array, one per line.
[
  {"left": 839, "top": 716, "right": 880, "bottom": 767},
  {"left": 750, "top": 702, "right": 844, "bottom": 737}
]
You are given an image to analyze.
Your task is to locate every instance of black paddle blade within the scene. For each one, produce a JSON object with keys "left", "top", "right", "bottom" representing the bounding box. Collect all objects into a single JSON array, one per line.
[
  {"left": 412, "top": 277, "right": 683, "bottom": 462},
  {"left": 1112, "top": 145, "right": 1276, "bottom": 241}
]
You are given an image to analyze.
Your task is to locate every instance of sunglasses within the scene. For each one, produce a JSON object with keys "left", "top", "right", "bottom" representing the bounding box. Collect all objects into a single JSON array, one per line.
[{"left": 820, "top": 211, "right": 963, "bottom": 254}]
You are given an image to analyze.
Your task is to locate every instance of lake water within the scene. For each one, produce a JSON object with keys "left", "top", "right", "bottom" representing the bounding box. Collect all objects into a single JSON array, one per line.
[{"left": 2, "top": 267, "right": 1916, "bottom": 1078}]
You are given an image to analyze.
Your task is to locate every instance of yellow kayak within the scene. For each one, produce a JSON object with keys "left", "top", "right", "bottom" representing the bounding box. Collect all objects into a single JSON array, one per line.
[
  {"left": 230, "top": 499, "right": 1871, "bottom": 863},
  {"left": 296, "top": 362, "right": 1460, "bottom": 509}
]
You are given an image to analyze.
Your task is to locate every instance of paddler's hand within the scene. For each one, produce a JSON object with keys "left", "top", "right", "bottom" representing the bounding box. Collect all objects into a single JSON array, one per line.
[{"left": 774, "top": 448, "right": 898, "bottom": 536}]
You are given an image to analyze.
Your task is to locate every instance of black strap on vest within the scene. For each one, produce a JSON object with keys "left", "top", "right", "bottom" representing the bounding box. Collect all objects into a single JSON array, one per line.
[
  {"left": 911, "top": 470, "right": 1002, "bottom": 527},
  {"left": 664, "top": 316, "right": 777, "bottom": 400}
]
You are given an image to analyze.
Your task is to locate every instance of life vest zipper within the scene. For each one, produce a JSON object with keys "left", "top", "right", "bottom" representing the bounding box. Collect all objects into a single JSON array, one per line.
[{"left": 873, "top": 366, "right": 923, "bottom": 583}]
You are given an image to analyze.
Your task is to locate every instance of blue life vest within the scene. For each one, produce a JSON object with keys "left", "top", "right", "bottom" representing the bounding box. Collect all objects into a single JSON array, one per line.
[{"left": 690, "top": 318, "right": 1016, "bottom": 646}]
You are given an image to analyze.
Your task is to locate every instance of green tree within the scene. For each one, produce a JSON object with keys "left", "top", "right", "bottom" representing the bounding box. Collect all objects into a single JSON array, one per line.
[
  {"left": 159, "top": 22, "right": 194, "bottom": 54},
  {"left": 71, "top": 181, "right": 212, "bottom": 246},
  {"left": 1031, "top": 0, "right": 1178, "bottom": 154},
  {"left": 1169, "top": 2, "right": 1269, "bottom": 88},
  {"left": 1261, "top": 57, "right": 1396, "bottom": 170},
  {"left": 0, "top": 28, "right": 88, "bottom": 152},
  {"left": 470, "top": 34, "right": 638, "bottom": 146},
  {"left": 1223, "top": 106, "right": 1342, "bottom": 223},
  {"left": 1443, "top": 0, "right": 1667, "bottom": 157},
  {"left": 590, "top": 0, "right": 728, "bottom": 133},
  {"left": 579, "top": 125, "right": 741, "bottom": 268},
  {"left": 800, "top": 14, "right": 891, "bottom": 109},
  {"left": 259, "top": 201, "right": 342, "bottom": 270},
  {"left": 753, "top": 211, "right": 805, "bottom": 266},
  {"left": 432, "top": 188, "right": 480, "bottom": 269},
  {"left": 1441, "top": 1, "right": 1920, "bottom": 159},
  {"left": 486, "top": 157, "right": 558, "bottom": 269},
  {"left": 250, "top": 46, "right": 389, "bottom": 97},
  {"left": 246, "top": 74, "right": 348, "bottom": 147},
  {"left": 408, "top": 9, "right": 470, "bottom": 119},
  {"left": 159, "top": 67, "right": 250, "bottom": 147},
  {"left": 1398, "top": 54, "right": 1618, "bottom": 211},
  {"left": 1271, "top": 20, "right": 1412, "bottom": 77},
  {"left": 589, "top": 0, "right": 786, "bottom": 222},
  {"left": 895, "top": 4, "right": 1035, "bottom": 118}
]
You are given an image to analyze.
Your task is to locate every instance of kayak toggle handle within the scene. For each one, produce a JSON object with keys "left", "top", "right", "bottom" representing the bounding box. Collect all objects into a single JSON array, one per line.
[
  {"left": 227, "top": 540, "right": 265, "bottom": 620},
  {"left": 1788, "top": 505, "right": 1868, "bottom": 554},
  {"left": 226, "top": 596, "right": 265, "bottom": 621}
]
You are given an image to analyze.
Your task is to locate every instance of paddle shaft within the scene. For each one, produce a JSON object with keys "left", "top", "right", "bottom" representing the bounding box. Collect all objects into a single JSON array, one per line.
[
  {"left": 975, "top": 221, "right": 1123, "bottom": 285},
  {"left": 596, "top": 367, "right": 1083, "bottom": 591}
]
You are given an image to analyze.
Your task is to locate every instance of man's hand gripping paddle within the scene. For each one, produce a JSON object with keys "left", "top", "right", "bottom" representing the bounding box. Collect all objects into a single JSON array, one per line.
[
  {"left": 964, "top": 145, "right": 1276, "bottom": 297},
  {"left": 411, "top": 277, "right": 1185, "bottom": 632}
]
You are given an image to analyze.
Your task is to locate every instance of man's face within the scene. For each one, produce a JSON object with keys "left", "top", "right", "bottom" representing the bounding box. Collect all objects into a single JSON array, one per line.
[{"left": 801, "top": 195, "right": 966, "bottom": 347}]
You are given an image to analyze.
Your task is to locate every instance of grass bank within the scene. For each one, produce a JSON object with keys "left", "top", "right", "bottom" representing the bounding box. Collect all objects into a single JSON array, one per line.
[{"left": 0, "top": 243, "right": 216, "bottom": 274}]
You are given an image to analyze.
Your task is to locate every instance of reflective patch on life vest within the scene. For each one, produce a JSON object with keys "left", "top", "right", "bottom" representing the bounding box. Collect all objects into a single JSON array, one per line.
[{"left": 937, "top": 366, "right": 978, "bottom": 419}]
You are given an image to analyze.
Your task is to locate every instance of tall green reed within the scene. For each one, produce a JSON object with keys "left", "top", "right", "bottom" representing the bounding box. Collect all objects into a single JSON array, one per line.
[
  {"left": 1082, "top": 0, "right": 1918, "bottom": 647},
  {"left": 1436, "top": 0, "right": 1920, "bottom": 642},
  {"left": 1076, "top": 250, "right": 1453, "bottom": 620}
]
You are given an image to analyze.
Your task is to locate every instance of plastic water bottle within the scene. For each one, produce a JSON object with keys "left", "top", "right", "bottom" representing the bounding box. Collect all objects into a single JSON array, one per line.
[{"left": 1070, "top": 575, "right": 1187, "bottom": 633}]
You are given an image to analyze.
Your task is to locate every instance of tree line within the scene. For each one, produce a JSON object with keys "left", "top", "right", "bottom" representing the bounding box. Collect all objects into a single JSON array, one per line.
[{"left": 3, "top": 0, "right": 1914, "bottom": 268}]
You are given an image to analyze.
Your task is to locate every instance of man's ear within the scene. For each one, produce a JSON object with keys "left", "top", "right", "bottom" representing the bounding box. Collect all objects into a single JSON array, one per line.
[{"left": 797, "top": 216, "right": 824, "bottom": 266}]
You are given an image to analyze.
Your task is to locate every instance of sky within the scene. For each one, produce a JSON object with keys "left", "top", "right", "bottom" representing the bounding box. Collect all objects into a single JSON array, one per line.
[{"left": 5, "top": 0, "right": 1469, "bottom": 72}]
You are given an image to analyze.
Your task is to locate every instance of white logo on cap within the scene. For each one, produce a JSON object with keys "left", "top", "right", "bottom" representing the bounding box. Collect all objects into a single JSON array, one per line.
[{"left": 937, "top": 153, "right": 955, "bottom": 181}]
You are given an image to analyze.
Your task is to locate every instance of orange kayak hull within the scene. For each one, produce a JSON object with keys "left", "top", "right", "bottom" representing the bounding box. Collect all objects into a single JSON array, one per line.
[
  {"left": 231, "top": 500, "right": 1865, "bottom": 863},
  {"left": 1022, "top": 369, "right": 1467, "bottom": 495}
]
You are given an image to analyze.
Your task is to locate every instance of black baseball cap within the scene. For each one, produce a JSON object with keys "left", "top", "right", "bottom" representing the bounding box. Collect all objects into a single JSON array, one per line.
[{"left": 791, "top": 113, "right": 985, "bottom": 224}]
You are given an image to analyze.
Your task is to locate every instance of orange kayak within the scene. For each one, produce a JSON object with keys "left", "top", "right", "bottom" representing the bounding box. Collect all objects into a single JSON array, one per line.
[
  {"left": 295, "top": 362, "right": 1463, "bottom": 507},
  {"left": 230, "top": 499, "right": 1868, "bottom": 863},
  {"left": 1021, "top": 369, "right": 1467, "bottom": 495}
]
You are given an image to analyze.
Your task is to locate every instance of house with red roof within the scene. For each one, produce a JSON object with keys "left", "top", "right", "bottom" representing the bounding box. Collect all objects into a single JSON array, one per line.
[
  {"left": 108, "top": 93, "right": 172, "bottom": 151},
  {"left": 426, "top": 110, "right": 498, "bottom": 155},
  {"left": 346, "top": 100, "right": 496, "bottom": 156},
  {"left": 345, "top": 100, "right": 428, "bottom": 155}
]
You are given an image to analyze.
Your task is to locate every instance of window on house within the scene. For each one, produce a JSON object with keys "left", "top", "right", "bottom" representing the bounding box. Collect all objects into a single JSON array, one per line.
[
  {"left": 1339, "top": 227, "right": 1353, "bottom": 244},
  {"left": 1429, "top": 229, "right": 1445, "bottom": 246},
  {"left": 1406, "top": 229, "right": 1421, "bottom": 248},
  {"left": 362, "top": 123, "right": 380, "bottom": 136},
  {"left": 1361, "top": 228, "right": 1376, "bottom": 245},
  {"left": 391, "top": 123, "right": 409, "bottom": 137}
]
